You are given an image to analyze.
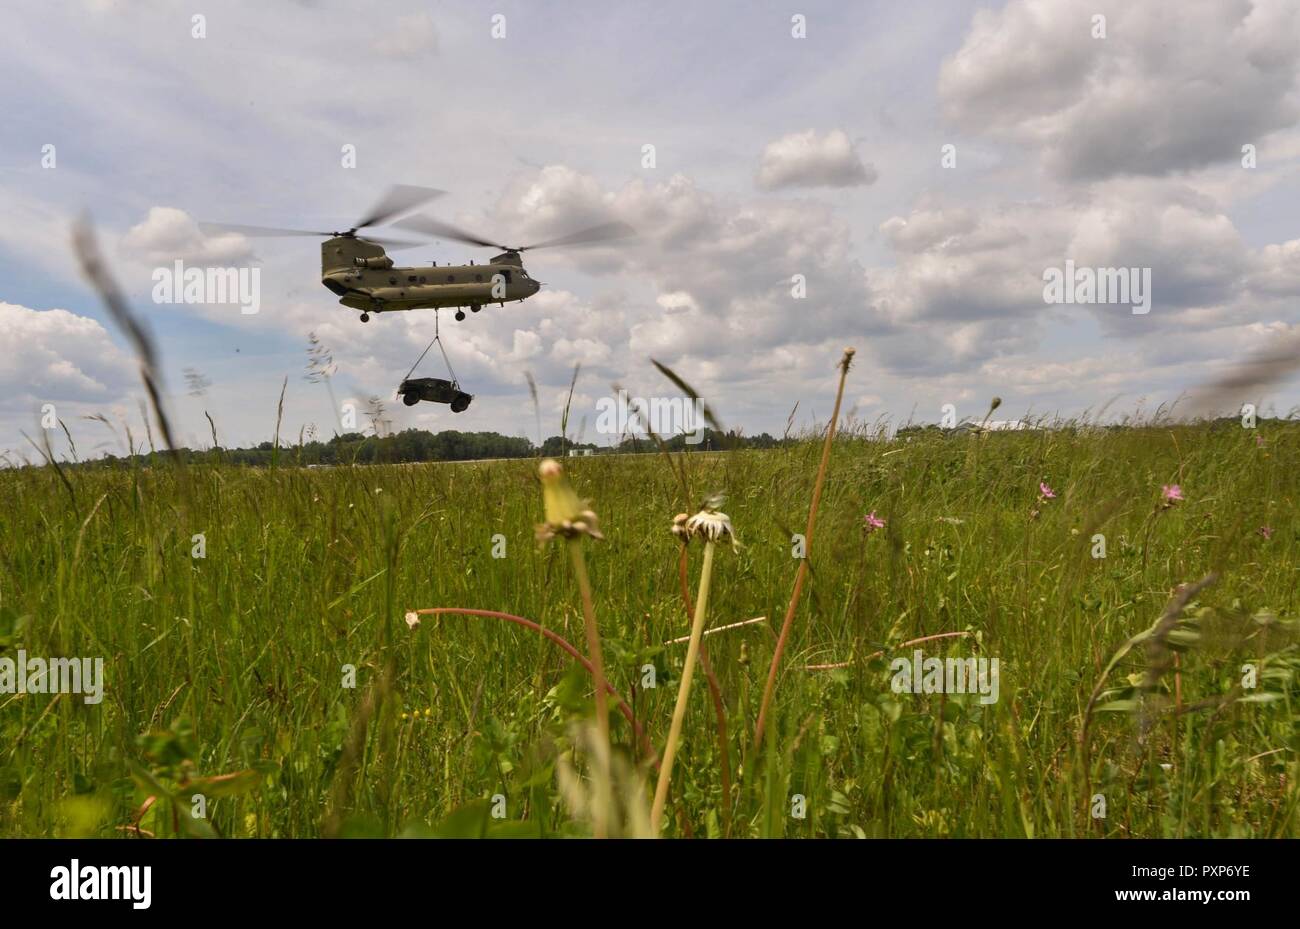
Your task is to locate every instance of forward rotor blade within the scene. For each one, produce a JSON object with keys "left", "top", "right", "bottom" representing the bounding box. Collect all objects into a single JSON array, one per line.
[
  {"left": 199, "top": 221, "right": 331, "bottom": 238},
  {"left": 353, "top": 184, "right": 446, "bottom": 230},
  {"left": 359, "top": 236, "right": 428, "bottom": 249},
  {"left": 519, "top": 221, "right": 636, "bottom": 251},
  {"left": 392, "top": 214, "right": 503, "bottom": 250}
]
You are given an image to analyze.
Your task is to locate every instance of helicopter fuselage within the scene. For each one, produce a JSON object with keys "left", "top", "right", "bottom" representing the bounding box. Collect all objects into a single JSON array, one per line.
[{"left": 319, "top": 235, "right": 540, "bottom": 317}]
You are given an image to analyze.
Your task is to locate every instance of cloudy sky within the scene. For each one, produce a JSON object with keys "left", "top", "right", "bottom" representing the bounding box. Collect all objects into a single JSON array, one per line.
[{"left": 3, "top": 0, "right": 1298, "bottom": 460}]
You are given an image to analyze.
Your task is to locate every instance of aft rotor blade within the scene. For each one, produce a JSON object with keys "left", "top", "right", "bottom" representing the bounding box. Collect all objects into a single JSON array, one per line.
[
  {"left": 519, "top": 221, "right": 636, "bottom": 251},
  {"left": 199, "top": 221, "right": 332, "bottom": 238},
  {"left": 353, "top": 185, "right": 446, "bottom": 230},
  {"left": 392, "top": 214, "right": 503, "bottom": 250}
]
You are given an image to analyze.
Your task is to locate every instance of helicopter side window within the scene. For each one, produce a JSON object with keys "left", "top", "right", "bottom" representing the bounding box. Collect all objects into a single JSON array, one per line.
[
  {"left": 474, "top": 273, "right": 483, "bottom": 282},
  {"left": 500, "top": 270, "right": 513, "bottom": 283},
  {"left": 446, "top": 274, "right": 455, "bottom": 283},
  {"left": 419, "top": 276, "right": 426, "bottom": 283},
  {"left": 407, "top": 275, "right": 417, "bottom": 283},
  {"left": 389, "top": 277, "right": 398, "bottom": 285}
]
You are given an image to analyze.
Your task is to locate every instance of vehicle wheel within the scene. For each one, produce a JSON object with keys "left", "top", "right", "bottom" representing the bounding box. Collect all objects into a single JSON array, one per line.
[
  {"left": 360, "top": 313, "right": 370, "bottom": 322},
  {"left": 402, "top": 393, "right": 419, "bottom": 406},
  {"left": 470, "top": 304, "right": 481, "bottom": 313},
  {"left": 455, "top": 309, "right": 466, "bottom": 321}
]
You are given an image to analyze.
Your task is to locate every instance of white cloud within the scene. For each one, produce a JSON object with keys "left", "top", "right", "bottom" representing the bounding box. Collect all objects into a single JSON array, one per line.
[
  {"left": 0, "top": 302, "right": 134, "bottom": 405},
  {"left": 120, "top": 207, "right": 255, "bottom": 266},
  {"left": 0, "top": 302, "right": 137, "bottom": 458},
  {"left": 940, "top": 0, "right": 1300, "bottom": 179},
  {"left": 755, "top": 129, "right": 877, "bottom": 190}
]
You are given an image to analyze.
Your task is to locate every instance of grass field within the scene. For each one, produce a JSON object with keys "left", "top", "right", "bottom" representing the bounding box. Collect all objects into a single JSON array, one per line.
[{"left": 1, "top": 414, "right": 1297, "bottom": 838}]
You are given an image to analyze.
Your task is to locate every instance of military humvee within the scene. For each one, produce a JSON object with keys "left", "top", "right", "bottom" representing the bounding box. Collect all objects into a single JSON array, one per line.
[{"left": 397, "top": 377, "right": 472, "bottom": 412}]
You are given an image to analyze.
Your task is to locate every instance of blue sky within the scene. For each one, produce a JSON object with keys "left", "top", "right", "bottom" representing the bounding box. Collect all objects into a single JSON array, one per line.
[{"left": 2, "top": 0, "right": 1298, "bottom": 460}]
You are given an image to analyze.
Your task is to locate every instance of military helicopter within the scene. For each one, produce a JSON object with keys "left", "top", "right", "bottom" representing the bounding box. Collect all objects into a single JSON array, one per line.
[{"left": 201, "top": 185, "right": 633, "bottom": 323}]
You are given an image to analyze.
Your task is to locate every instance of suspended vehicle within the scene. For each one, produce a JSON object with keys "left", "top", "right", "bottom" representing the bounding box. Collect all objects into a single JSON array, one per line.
[
  {"left": 394, "top": 311, "right": 472, "bottom": 411},
  {"left": 397, "top": 377, "right": 472, "bottom": 412}
]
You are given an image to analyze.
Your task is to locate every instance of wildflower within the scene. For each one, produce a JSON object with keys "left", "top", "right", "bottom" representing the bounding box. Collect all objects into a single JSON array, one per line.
[
  {"left": 1259, "top": 526, "right": 1273, "bottom": 539},
  {"left": 652, "top": 497, "right": 736, "bottom": 832},
  {"left": 535, "top": 458, "right": 611, "bottom": 831},
  {"left": 1030, "top": 481, "right": 1056, "bottom": 518},
  {"left": 404, "top": 611, "right": 421, "bottom": 630},
  {"left": 535, "top": 459, "right": 603, "bottom": 542},
  {"left": 672, "top": 499, "right": 737, "bottom": 548},
  {"left": 684, "top": 508, "right": 735, "bottom": 544},
  {"left": 863, "top": 510, "right": 886, "bottom": 532},
  {"left": 1162, "top": 484, "right": 1184, "bottom": 505},
  {"left": 1256, "top": 435, "right": 1266, "bottom": 448}
]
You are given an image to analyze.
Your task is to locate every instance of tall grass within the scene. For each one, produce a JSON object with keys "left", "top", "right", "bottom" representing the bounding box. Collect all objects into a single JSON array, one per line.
[{"left": 0, "top": 415, "right": 1297, "bottom": 837}]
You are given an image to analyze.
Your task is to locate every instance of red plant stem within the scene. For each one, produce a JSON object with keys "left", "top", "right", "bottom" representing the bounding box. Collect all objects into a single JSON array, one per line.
[
  {"left": 753, "top": 348, "right": 854, "bottom": 754},
  {"left": 412, "top": 607, "right": 659, "bottom": 768}
]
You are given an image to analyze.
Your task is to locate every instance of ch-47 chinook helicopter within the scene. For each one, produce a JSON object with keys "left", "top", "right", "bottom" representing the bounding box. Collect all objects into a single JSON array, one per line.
[{"left": 201, "top": 185, "right": 633, "bottom": 323}]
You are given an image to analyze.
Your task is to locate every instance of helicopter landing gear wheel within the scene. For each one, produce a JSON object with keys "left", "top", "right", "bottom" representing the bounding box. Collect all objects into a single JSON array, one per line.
[
  {"left": 455, "top": 309, "right": 466, "bottom": 321},
  {"left": 470, "top": 304, "right": 481, "bottom": 313},
  {"left": 360, "top": 312, "right": 370, "bottom": 322}
]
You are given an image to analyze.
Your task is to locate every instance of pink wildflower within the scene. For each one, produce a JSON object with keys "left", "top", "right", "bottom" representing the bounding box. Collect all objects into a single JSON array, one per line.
[
  {"left": 1039, "top": 481, "right": 1056, "bottom": 499},
  {"left": 863, "top": 511, "right": 886, "bottom": 533}
]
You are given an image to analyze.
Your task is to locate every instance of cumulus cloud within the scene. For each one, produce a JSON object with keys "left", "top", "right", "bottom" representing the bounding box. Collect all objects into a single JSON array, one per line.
[
  {"left": 120, "top": 207, "right": 255, "bottom": 265},
  {"left": 755, "top": 129, "right": 878, "bottom": 190},
  {"left": 486, "top": 166, "right": 882, "bottom": 361},
  {"left": 865, "top": 176, "right": 1300, "bottom": 383},
  {"left": 0, "top": 303, "right": 134, "bottom": 406},
  {"left": 939, "top": 0, "right": 1300, "bottom": 179}
]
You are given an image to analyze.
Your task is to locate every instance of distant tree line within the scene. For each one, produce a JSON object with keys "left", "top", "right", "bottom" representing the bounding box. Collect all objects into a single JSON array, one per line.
[{"left": 60, "top": 426, "right": 792, "bottom": 469}]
